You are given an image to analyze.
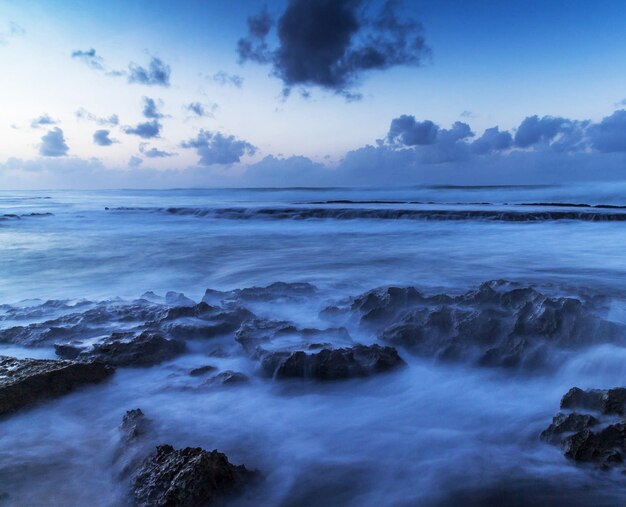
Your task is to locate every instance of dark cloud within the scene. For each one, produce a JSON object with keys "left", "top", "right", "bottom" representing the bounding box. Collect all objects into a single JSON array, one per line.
[
  {"left": 181, "top": 130, "right": 256, "bottom": 165},
  {"left": 513, "top": 115, "right": 587, "bottom": 151},
  {"left": 139, "top": 144, "right": 176, "bottom": 158},
  {"left": 123, "top": 120, "right": 161, "bottom": 139},
  {"left": 237, "top": 0, "right": 429, "bottom": 98},
  {"left": 128, "top": 57, "right": 171, "bottom": 87},
  {"left": 142, "top": 97, "right": 163, "bottom": 119},
  {"left": 30, "top": 114, "right": 58, "bottom": 128},
  {"left": 213, "top": 71, "right": 244, "bottom": 88},
  {"left": 75, "top": 108, "right": 119, "bottom": 126},
  {"left": 237, "top": 9, "right": 273, "bottom": 63},
  {"left": 471, "top": 126, "right": 513, "bottom": 155},
  {"left": 39, "top": 128, "right": 68, "bottom": 157},
  {"left": 93, "top": 129, "right": 117, "bottom": 146},
  {"left": 387, "top": 115, "right": 439, "bottom": 146},
  {"left": 71, "top": 48, "right": 105, "bottom": 70},
  {"left": 587, "top": 110, "right": 626, "bottom": 153}
]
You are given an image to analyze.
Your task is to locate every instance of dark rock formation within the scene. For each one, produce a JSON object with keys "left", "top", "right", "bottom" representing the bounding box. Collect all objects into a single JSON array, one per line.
[
  {"left": 542, "top": 387, "right": 626, "bottom": 470},
  {"left": 55, "top": 331, "right": 186, "bottom": 367},
  {"left": 0, "top": 355, "right": 113, "bottom": 416},
  {"left": 132, "top": 444, "right": 258, "bottom": 507},
  {"left": 261, "top": 344, "right": 405, "bottom": 381},
  {"left": 325, "top": 280, "right": 620, "bottom": 370},
  {"left": 120, "top": 408, "right": 151, "bottom": 444},
  {"left": 203, "top": 281, "right": 316, "bottom": 305},
  {"left": 540, "top": 412, "right": 598, "bottom": 444},
  {"left": 561, "top": 387, "right": 626, "bottom": 416}
]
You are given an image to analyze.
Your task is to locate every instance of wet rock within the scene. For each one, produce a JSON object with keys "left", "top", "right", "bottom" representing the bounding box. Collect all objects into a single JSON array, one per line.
[
  {"left": 132, "top": 444, "right": 258, "bottom": 507},
  {"left": 561, "top": 387, "right": 626, "bottom": 416},
  {"left": 563, "top": 423, "right": 626, "bottom": 468},
  {"left": 120, "top": 409, "right": 150, "bottom": 444},
  {"left": 540, "top": 412, "right": 599, "bottom": 444},
  {"left": 542, "top": 386, "right": 626, "bottom": 470},
  {"left": 331, "top": 280, "right": 620, "bottom": 370},
  {"left": 164, "top": 292, "right": 195, "bottom": 308},
  {"left": 189, "top": 365, "right": 217, "bottom": 377},
  {"left": 203, "top": 281, "right": 316, "bottom": 305},
  {"left": 0, "top": 355, "right": 113, "bottom": 416},
  {"left": 261, "top": 344, "right": 405, "bottom": 381},
  {"left": 235, "top": 318, "right": 351, "bottom": 355},
  {"left": 58, "top": 331, "right": 186, "bottom": 367},
  {"left": 157, "top": 305, "right": 254, "bottom": 341},
  {"left": 205, "top": 371, "right": 249, "bottom": 386}
]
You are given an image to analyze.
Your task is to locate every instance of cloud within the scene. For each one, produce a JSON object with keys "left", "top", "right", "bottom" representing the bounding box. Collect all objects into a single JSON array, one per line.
[
  {"left": 75, "top": 108, "right": 119, "bottom": 126},
  {"left": 30, "top": 114, "right": 58, "bottom": 128},
  {"left": 387, "top": 115, "right": 439, "bottom": 146},
  {"left": 142, "top": 97, "right": 163, "bottom": 119},
  {"left": 128, "top": 56, "right": 171, "bottom": 87},
  {"left": 587, "top": 110, "right": 626, "bottom": 153},
  {"left": 213, "top": 71, "right": 244, "bottom": 88},
  {"left": 128, "top": 156, "right": 143, "bottom": 168},
  {"left": 513, "top": 115, "right": 587, "bottom": 152},
  {"left": 93, "top": 129, "right": 117, "bottom": 146},
  {"left": 185, "top": 102, "right": 217, "bottom": 118},
  {"left": 71, "top": 48, "right": 105, "bottom": 70},
  {"left": 139, "top": 143, "right": 176, "bottom": 158},
  {"left": 237, "top": 0, "right": 429, "bottom": 98},
  {"left": 471, "top": 126, "right": 513, "bottom": 155},
  {"left": 39, "top": 128, "right": 68, "bottom": 157},
  {"left": 181, "top": 130, "right": 256, "bottom": 165},
  {"left": 123, "top": 120, "right": 161, "bottom": 139}
]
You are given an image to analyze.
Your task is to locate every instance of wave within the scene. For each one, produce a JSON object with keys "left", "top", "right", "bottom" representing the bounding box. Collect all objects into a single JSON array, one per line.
[{"left": 108, "top": 206, "right": 626, "bottom": 222}]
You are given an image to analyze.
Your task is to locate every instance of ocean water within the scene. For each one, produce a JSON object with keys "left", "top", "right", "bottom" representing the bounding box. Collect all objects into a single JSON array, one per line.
[{"left": 1, "top": 185, "right": 626, "bottom": 506}]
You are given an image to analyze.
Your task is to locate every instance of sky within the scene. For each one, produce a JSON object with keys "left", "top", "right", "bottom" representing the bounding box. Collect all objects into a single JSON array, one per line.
[{"left": 1, "top": 0, "right": 626, "bottom": 188}]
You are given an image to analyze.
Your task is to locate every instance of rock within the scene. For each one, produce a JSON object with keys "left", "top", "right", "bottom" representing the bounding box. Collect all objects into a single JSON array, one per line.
[
  {"left": 202, "top": 282, "right": 316, "bottom": 305},
  {"left": 331, "top": 280, "right": 620, "bottom": 370},
  {"left": 205, "top": 371, "right": 249, "bottom": 386},
  {"left": 261, "top": 344, "right": 405, "bottom": 381},
  {"left": 561, "top": 387, "right": 626, "bottom": 416},
  {"left": 189, "top": 365, "right": 217, "bottom": 377},
  {"left": 132, "top": 444, "right": 258, "bottom": 507},
  {"left": 540, "top": 412, "right": 599, "bottom": 444},
  {"left": 164, "top": 292, "right": 195, "bottom": 307},
  {"left": 120, "top": 408, "right": 150, "bottom": 444},
  {"left": 563, "top": 423, "right": 626, "bottom": 468},
  {"left": 0, "top": 355, "right": 113, "bottom": 416},
  {"left": 58, "top": 331, "right": 186, "bottom": 367}
]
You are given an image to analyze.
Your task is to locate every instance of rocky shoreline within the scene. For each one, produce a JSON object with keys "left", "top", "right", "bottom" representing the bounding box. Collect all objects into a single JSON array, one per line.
[{"left": 0, "top": 279, "right": 624, "bottom": 505}]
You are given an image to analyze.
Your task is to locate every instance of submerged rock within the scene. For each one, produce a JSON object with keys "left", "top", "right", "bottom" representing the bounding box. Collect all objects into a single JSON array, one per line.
[
  {"left": 132, "top": 444, "right": 258, "bottom": 507},
  {"left": 542, "top": 387, "right": 626, "bottom": 470},
  {"left": 56, "top": 331, "right": 186, "bottom": 367},
  {"left": 261, "top": 344, "right": 405, "bottom": 381},
  {"left": 0, "top": 355, "right": 113, "bottom": 416},
  {"left": 189, "top": 365, "right": 218, "bottom": 377},
  {"left": 205, "top": 370, "right": 249, "bottom": 386}
]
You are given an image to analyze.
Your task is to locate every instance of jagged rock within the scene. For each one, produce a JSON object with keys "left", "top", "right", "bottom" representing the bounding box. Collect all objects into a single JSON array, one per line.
[
  {"left": 561, "top": 387, "right": 626, "bottom": 416},
  {"left": 157, "top": 305, "right": 254, "bottom": 341},
  {"left": 563, "top": 423, "right": 626, "bottom": 468},
  {"left": 328, "top": 280, "right": 619, "bottom": 370},
  {"left": 203, "top": 282, "right": 316, "bottom": 305},
  {"left": 540, "top": 412, "right": 599, "bottom": 444},
  {"left": 56, "top": 331, "right": 186, "bottom": 367},
  {"left": 205, "top": 371, "right": 249, "bottom": 386},
  {"left": 261, "top": 344, "right": 405, "bottom": 381},
  {"left": 164, "top": 292, "right": 195, "bottom": 307},
  {"left": 189, "top": 365, "right": 217, "bottom": 377},
  {"left": 0, "top": 355, "right": 113, "bottom": 416},
  {"left": 132, "top": 444, "right": 258, "bottom": 507},
  {"left": 120, "top": 409, "right": 150, "bottom": 444}
]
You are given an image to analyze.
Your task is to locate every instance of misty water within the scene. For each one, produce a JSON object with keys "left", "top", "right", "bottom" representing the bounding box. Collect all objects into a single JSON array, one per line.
[{"left": 2, "top": 185, "right": 626, "bottom": 506}]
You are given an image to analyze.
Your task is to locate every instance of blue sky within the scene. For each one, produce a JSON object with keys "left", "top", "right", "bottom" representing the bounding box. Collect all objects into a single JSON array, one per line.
[{"left": 1, "top": 0, "right": 626, "bottom": 188}]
